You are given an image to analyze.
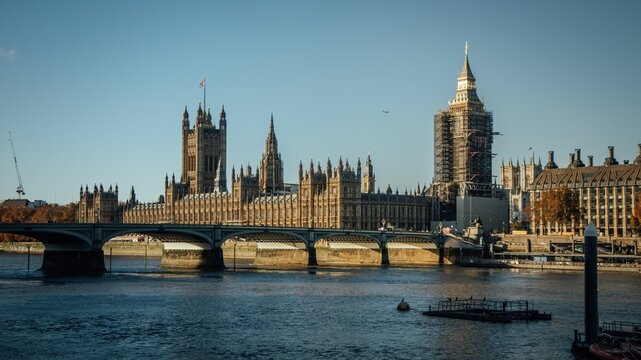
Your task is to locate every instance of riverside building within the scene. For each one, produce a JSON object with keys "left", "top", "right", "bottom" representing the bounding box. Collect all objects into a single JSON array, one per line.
[
  {"left": 530, "top": 145, "right": 641, "bottom": 236},
  {"left": 81, "top": 107, "right": 437, "bottom": 230}
]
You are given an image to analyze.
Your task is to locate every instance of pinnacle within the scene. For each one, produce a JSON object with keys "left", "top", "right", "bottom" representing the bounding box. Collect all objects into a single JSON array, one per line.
[{"left": 458, "top": 43, "right": 475, "bottom": 80}]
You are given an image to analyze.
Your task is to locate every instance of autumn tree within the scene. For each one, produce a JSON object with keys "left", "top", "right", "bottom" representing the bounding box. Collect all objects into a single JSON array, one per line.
[
  {"left": 632, "top": 196, "right": 641, "bottom": 235},
  {"left": 0, "top": 202, "right": 78, "bottom": 242},
  {"left": 30, "top": 203, "right": 78, "bottom": 223},
  {"left": 528, "top": 187, "right": 584, "bottom": 233}
]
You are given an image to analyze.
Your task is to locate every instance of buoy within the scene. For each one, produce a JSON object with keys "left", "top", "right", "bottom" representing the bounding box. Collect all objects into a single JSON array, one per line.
[{"left": 397, "top": 298, "right": 410, "bottom": 311}]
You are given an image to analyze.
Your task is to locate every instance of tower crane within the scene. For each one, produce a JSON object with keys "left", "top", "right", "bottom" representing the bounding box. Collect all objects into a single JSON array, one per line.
[{"left": 8, "top": 132, "right": 25, "bottom": 198}]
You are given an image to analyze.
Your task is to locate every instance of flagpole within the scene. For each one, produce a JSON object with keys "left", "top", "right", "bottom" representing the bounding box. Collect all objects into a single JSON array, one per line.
[{"left": 203, "top": 77, "right": 206, "bottom": 112}]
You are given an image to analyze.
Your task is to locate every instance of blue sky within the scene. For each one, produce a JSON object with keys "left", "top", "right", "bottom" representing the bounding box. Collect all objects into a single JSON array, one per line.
[{"left": 1, "top": 0, "right": 640, "bottom": 204}]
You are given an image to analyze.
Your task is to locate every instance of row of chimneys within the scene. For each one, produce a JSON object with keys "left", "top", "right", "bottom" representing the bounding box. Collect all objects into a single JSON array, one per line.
[{"left": 545, "top": 144, "right": 641, "bottom": 169}]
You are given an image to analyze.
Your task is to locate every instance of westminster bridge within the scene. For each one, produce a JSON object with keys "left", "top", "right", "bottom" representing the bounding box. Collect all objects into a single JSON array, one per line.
[{"left": 0, "top": 223, "right": 479, "bottom": 274}]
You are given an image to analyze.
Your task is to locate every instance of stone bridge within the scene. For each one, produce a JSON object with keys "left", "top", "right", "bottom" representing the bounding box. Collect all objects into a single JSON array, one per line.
[{"left": 0, "top": 223, "right": 477, "bottom": 274}]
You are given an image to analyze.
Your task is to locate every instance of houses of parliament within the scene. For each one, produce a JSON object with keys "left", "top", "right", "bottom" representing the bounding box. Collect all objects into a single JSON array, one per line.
[
  {"left": 77, "top": 44, "right": 495, "bottom": 230},
  {"left": 79, "top": 105, "right": 437, "bottom": 230}
]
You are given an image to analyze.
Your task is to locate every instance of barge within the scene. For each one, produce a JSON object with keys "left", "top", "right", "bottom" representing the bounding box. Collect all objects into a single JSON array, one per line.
[{"left": 422, "top": 298, "right": 551, "bottom": 323}]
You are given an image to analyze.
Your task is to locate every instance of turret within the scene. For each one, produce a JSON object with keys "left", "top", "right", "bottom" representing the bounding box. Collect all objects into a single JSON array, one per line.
[
  {"left": 214, "top": 160, "right": 223, "bottom": 192},
  {"left": 182, "top": 106, "right": 189, "bottom": 129},
  {"left": 259, "top": 113, "right": 284, "bottom": 193},
  {"left": 129, "top": 186, "right": 136, "bottom": 205},
  {"left": 219, "top": 105, "right": 226, "bottom": 130},
  {"left": 362, "top": 154, "right": 375, "bottom": 193},
  {"left": 635, "top": 144, "right": 641, "bottom": 165},
  {"left": 196, "top": 103, "right": 204, "bottom": 125}
]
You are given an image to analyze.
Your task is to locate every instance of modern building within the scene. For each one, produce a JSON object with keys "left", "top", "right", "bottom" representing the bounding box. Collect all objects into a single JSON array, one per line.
[
  {"left": 530, "top": 145, "right": 641, "bottom": 236},
  {"left": 81, "top": 107, "right": 437, "bottom": 230},
  {"left": 500, "top": 155, "right": 543, "bottom": 223}
]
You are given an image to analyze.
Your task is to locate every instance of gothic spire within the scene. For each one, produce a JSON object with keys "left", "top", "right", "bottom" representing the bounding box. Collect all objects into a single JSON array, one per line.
[
  {"left": 265, "top": 113, "right": 278, "bottom": 154},
  {"left": 458, "top": 41, "right": 475, "bottom": 81},
  {"left": 182, "top": 105, "right": 190, "bottom": 128},
  {"left": 450, "top": 41, "right": 481, "bottom": 107},
  {"left": 219, "top": 104, "right": 227, "bottom": 129}
]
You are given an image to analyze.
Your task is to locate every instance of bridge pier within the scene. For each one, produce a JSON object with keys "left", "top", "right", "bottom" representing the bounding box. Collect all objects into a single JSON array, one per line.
[
  {"left": 41, "top": 249, "right": 106, "bottom": 275},
  {"left": 438, "top": 247, "right": 445, "bottom": 265},
  {"left": 161, "top": 248, "right": 224, "bottom": 270},
  {"left": 381, "top": 243, "right": 390, "bottom": 266},
  {"left": 308, "top": 246, "right": 318, "bottom": 266}
]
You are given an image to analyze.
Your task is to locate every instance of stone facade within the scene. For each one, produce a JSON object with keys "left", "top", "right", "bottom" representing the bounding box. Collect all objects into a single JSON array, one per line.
[
  {"left": 78, "top": 184, "right": 121, "bottom": 223},
  {"left": 530, "top": 145, "right": 641, "bottom": 237},
  {"left": 500, "top": 156, "right": 542, "bottom": 222},
  {"left": 182, "top": 104, "right": 227, "bottom": 194},
  {"left": 109, "top": 110, "right": 436, "bottom": 230},
  {"left": 431, "top": 43, "right": 494, "bottom": 205}
]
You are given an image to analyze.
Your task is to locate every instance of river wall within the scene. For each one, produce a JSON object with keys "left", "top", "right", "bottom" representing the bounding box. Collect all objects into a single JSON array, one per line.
[
  {"left": 0, "top": 241, "right": 164, "bottom": 256},
  {"left": 1, "top": 240, "right": 459, "bottom": 268},
  {"left": 498, "top": 234, "right": 639, "bottom": 253}
]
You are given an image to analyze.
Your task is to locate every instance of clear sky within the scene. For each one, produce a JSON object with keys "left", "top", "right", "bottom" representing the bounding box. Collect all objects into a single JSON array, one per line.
[{"left": 1, "top": 0, "right": 640, "bottom": 204}]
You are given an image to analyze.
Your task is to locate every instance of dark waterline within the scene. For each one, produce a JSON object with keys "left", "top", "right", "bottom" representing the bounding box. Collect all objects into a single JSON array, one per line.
[{"left": 1, "top": 253, "right": 640, "bottom": 359}]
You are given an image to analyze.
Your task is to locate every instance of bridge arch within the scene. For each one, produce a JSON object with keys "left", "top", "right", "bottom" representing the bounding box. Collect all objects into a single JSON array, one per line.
[
  {"left": 219, "top": 230, "right": 309, "bottom": 268},
  {"left": 385, "top": 234, "right": 440, "bottom": 247},
  {"left": 219, "top": 229, "right": 308, "bottom": 246},
  {"left": 0, "top": 227, "right": 93, "bottom": 251},
  {"left": 102, "top": 228, "right": 213, "bottom": 248},
  {"left": 314, "top": 233, "right": 382, "bottom": 266}
]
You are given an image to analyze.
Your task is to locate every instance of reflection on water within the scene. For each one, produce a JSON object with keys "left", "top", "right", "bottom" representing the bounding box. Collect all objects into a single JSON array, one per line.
[{"left": 0, "top": 252, "right": 640, "bottom": 359}]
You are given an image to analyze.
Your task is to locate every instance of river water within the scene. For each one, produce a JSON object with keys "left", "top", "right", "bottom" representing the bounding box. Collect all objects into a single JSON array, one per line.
[{"left": 1, "top": 253, "right": 640, "bottom": 359}]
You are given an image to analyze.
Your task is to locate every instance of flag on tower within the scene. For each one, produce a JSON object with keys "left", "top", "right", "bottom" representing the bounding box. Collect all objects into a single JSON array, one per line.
[{"left": 199, "top": 79, "right": 206, "bottom": 88}]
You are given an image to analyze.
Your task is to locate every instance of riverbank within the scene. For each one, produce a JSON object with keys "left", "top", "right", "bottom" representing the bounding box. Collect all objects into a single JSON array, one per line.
[{"left": 462, "top": 258, "right": 641, "bottom": 273}]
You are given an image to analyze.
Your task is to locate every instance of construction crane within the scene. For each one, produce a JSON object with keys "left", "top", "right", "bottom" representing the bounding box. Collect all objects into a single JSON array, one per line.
[{"left": 8, "top": 132, "right": 25, "bottom": 198}]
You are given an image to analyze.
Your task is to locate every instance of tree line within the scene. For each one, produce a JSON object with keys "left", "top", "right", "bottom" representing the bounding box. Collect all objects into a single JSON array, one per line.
[{"left": 0, "top": 203, "right": 78, "bottom": 242}]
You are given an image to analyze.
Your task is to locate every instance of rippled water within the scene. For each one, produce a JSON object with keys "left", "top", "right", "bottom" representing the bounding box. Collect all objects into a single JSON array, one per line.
[{"left": 1, "top": 253, "right": 640, "bottom": 359}]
